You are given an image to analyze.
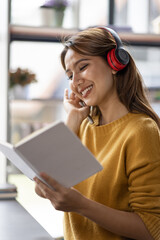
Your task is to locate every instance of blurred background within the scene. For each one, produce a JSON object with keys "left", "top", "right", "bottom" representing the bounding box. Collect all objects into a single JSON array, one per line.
[{"left": 0, "top": 0, "right": 160, "bottom": 238}]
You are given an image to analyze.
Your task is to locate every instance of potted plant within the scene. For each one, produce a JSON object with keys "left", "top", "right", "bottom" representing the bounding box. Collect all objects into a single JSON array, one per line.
[
  {"left": 9, "top": 68, "right": 37, "bottom": 99},
  {"left": 40, "top": 0, "right": 70, "bottom": 27}
]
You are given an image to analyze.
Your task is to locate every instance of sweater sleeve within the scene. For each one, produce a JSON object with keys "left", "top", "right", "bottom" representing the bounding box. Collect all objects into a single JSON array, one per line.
[{"left": 126, "top": 117, "right": 160, "bottom": 239}]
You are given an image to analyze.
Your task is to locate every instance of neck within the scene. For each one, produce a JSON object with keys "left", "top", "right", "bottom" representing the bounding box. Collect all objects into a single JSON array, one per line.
[{"left": 99, "top": 98, "right": 128, "bottom": 125}]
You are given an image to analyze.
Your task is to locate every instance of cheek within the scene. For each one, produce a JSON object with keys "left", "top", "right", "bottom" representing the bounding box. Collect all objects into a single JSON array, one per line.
[
  {"left": 87, "top": 65, "right": 105, "bottom": 81},
  {"left": 84, "top": 68, "right": 94, "bottom": 79}
]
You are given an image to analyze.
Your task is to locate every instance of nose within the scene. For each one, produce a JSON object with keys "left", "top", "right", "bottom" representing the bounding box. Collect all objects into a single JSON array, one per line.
[{"left": 72, "top": 73, "right": 83, "bottom": 87}]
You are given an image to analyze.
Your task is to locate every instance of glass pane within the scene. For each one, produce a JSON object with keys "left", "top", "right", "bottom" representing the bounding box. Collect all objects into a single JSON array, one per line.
[
  {"left": 128, "top": 46, "right": 160, "bottom": 88},
  {"left": 114, "top": 0, "right": 160, "bottom": 33},
  {"left": 79, "top": 0, "right": 109, "bottom": 29},
  {"left": 11, "top": 0, "right": 109, "bottom": 29},
  {"left": 149, "top": 0, "right": 160, "bottom": 33},
  {"left": 11, "top": 0, "right": 81, "bottom": 28},
  {"left": 10, "top": 41, "right": 68, "bottom": 100},
  {"left": 9, "top": 41, "right": 68, "bottom": 146},
  {"left": 9, "top": 42, "right": 68, "bottom": 177},
  {"left": 11, "top": 0, "right": 43, "bottom": 26},
  {"left": 127, "top": 45, "right": 160, "bottom": 116}
]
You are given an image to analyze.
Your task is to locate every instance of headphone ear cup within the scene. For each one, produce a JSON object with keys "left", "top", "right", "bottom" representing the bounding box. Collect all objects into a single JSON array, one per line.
[
  {"left": 116, "top": 48, "right": 129, "bottom": 65},
  {"left": 107, "top": 48, "right": 128, "bottom": 71}
]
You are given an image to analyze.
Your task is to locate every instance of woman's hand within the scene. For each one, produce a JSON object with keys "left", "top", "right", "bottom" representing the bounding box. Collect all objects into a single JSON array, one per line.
[
  {"left": 63, "top": 89, "right": 90, "bottom": 134},
  {"left": 34, "top": 173, "right": 153, "bottom": 240},
  {"left": 34, "top": 172, "right": 86, "bottom": 212}
]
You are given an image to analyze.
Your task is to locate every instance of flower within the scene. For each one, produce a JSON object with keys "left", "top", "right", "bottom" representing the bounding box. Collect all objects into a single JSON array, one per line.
[
  {"left": 9, "top": 68, "right": 38, "bottom": 88},
  {"left": 40, "top": 0, "right": 69, "bottom": 11}
]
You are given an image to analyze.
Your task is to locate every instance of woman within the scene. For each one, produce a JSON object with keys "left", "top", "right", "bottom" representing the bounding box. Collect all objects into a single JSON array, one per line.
[{"left": 34, "top": 27, "right": 160, "bottom": 240}]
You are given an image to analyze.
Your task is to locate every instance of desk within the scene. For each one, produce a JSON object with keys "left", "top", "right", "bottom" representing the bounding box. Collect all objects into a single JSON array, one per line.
[{"left": 0, "top": 199, "right": 53, "bottom": 240}]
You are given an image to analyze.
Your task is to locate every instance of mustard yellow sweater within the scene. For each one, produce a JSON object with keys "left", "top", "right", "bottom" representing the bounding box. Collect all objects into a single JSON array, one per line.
[{"left": 64, "top": 113, "right": 160, "bottom": 240}]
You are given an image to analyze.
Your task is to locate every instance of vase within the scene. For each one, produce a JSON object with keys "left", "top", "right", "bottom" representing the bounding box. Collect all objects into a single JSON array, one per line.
[
  {"left": 53, "top": 10, "right": 64, "bottom": 27},
  {"left": 40, "top": 8, "right": 55, "bottom": 27},
  {"left": 40, "top": 8, "right": 64, "bottom": 28},
  {"left": 9, "top": 85, "right": 29, "bottom": 100}
]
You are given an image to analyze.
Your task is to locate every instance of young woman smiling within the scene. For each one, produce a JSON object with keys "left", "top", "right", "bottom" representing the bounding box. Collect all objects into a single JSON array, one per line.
[{"left": 34, "top": 27, "right": 160, "bottom": 240}]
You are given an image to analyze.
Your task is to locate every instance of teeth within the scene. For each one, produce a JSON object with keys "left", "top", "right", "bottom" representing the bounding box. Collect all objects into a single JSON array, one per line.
[{"left": 81, "top": 85, "right": 93, "bottom": 96}]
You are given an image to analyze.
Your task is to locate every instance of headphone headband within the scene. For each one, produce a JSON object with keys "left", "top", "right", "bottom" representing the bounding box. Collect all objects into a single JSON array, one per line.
[{"left": 100, "top": 27, "right": 122, "bottom": 49}]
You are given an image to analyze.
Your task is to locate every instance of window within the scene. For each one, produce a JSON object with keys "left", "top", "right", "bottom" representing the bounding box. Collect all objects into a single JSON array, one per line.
[{"left": 113, "top": 0, "right": 160, "bottom": 33}]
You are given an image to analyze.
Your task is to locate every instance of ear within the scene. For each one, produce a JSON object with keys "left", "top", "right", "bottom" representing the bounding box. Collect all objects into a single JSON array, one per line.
[{"left": 112, "top": 69, "right": 117, "bottom": 75}]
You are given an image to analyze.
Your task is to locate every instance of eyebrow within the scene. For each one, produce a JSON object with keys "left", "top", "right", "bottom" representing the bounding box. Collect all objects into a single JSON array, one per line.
[{"left": 65, "top": 58, "right": 90, "bottom": 73}]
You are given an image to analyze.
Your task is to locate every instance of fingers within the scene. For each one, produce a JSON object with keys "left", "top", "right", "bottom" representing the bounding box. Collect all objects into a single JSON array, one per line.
[
  {"left": 34, "top": 183, "right": 46, "bottom": 198},
  {"left": 64, "top": 89, "right": 75, "bottom": 100},
  {"left": 34, "top": 177, "right": 56, "bottom": 201},
  {"left": 70, "top": 92, "right": 76, "bottom": 100},
  {"left": 34, "top": 178, "right": 49, "bottom": 198},
  {"left": 34, "top": 172, "right": 64, "bottom": 193},
  {"left": 64, "top": 88, "right": 69, "bottom": 100},
  {"left": 40, "top": 172, "right": 62, "bottom": 191},
  {"left": 34, "top": 173, "right": 68, "bottom": 208},
  {"left": 34, "top": 173, "right": 83, "bottom": 212},
  {"left": 64, "top": 89, "right": 79, "bottom": 102}
]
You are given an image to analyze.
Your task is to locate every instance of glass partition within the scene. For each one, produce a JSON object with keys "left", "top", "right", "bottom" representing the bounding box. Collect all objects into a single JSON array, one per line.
[
  {"left": 11, "top": 0, "right": 160, "bottom": 34},
  {"left": 9, "top": 42, "right": 160, "bottom": 149},
  {"left": 127, "top": 45, "right": 160, "bottom": 116},
  {"left": 10, "top": 41, "right": 68, "bottom": 100},
  {"left": 11, "top": 0, "right": 109, "bottom": 29},
  {"left": 113, "top": 0, "right": 160, "bottom": 33}
]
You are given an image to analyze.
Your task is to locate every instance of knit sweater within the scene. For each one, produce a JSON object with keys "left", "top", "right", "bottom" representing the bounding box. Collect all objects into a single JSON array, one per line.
[{"left": 63, "top": 113, "right": 160, "bottom": 240}]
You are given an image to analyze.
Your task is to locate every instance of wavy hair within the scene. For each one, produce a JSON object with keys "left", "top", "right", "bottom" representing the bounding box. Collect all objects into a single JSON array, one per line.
[{"left": 60, "top": 27, "right": 160, "bottom": 128}]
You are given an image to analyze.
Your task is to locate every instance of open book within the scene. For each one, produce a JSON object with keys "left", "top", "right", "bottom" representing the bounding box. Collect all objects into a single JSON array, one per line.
[{"left": 0, "top": 122, "right": 103, "bottom": 188}]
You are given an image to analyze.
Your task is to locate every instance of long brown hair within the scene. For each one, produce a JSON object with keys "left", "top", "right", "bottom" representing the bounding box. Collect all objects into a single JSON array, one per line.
[{"left": 61, "top": 27, "right": 160, "bottom": 128}]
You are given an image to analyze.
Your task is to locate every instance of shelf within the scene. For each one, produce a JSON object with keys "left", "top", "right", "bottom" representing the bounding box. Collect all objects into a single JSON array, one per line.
[
  {"left": 120, "top": 33, "right": 160, "bottom": 47},
  {"left": 10, "top": 25, "right": 78, "bottom": 42},
  {"left": 10, "top": 25, "right": 160, "bottom": 46}
]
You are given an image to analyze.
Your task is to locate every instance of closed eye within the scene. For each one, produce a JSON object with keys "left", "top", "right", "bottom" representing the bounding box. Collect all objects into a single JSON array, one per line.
[
  {"left": 80, "top": 64, "right": 88, "bottom": 71},
  {"left": 67, "top": 74, "right": 73, "bottom": 80},
  {"left": 66, "top": 64, "right": 88, "bottom": 81}
]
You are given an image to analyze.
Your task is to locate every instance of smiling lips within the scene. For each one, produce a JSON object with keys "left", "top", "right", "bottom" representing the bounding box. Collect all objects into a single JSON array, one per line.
[{"left": 80, "top": 85, "right": 93, "bottom": 97}]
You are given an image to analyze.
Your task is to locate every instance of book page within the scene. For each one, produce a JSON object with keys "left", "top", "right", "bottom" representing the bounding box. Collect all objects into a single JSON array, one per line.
[
  {"left": 0, "top": 122, "right": 103, "bottom": 188},
  {"left": 15, "top": 122, "right": 103, "bottom": 187},
  {"left": 15, "top": 121, "right": 59, "bottom": 147},
  {"left": 0, "top": 142, "right": 37, "bottom": 180}
]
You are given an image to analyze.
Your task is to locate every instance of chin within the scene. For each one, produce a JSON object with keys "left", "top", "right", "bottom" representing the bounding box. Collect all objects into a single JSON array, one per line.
[{"left": 83, "top": 100, "right": 95, "bottom": 107}]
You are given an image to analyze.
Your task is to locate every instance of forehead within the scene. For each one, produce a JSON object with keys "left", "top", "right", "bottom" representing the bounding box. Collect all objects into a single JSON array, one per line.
[{"left": 64, "top": 49, "right": 87, "bottom": 69}]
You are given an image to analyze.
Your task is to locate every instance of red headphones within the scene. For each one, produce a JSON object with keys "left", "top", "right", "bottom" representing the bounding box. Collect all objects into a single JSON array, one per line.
[{"left": 99, "top": 27, "right": 129, "bottom": 71}]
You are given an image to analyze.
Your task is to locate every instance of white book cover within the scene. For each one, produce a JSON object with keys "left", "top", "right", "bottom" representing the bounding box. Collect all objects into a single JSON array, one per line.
[{"left": 0, "top": 121, "right": 103, "bottom": 188}]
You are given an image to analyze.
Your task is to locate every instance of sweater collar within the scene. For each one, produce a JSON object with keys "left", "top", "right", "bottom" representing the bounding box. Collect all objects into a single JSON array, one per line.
[{"left": 90, "top": 112, "right": 134, "bottom": 134}]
